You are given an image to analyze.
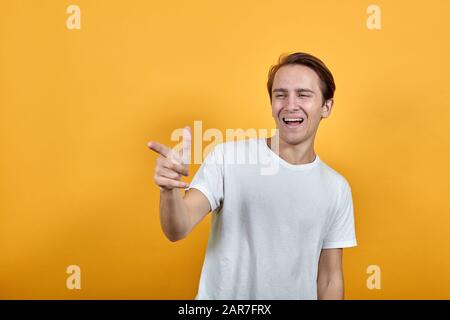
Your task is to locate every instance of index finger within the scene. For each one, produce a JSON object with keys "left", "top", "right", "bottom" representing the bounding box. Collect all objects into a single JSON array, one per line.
[{"left": 147, "top": 141, "right": 172, "bottom": 158}]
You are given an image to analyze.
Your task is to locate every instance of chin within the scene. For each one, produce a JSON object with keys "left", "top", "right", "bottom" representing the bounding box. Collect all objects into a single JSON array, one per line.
[{"left": 280, "top": 131, "right": 306, "bottom": 146}]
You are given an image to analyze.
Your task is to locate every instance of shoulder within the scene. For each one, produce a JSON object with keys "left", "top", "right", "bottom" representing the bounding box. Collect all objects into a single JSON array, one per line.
[
  {"left": 221, "top": 137, "right": 259, "bottom": 149},
  {"left": 216, "top": 137, "right": 260, "bottom": 157},
  {"left": 203, "top": 138, "right": 257, "bottom": 162},
  {"left": 317, "top": 158, "right": 352, "bottom": 193}
]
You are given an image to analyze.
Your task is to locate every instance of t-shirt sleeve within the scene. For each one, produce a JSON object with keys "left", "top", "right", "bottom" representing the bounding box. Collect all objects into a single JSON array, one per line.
[
  {"left": 185, "top": 143, "right": 224, "bottom": 213},
  {"left": 322, "top": 179, "right": 357, "bottom": 249}
]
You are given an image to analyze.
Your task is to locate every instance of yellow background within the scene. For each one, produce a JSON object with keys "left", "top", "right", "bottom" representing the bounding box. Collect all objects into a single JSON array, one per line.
[{"left": 1, "top": 0, "right": 449, "bottom": 299}]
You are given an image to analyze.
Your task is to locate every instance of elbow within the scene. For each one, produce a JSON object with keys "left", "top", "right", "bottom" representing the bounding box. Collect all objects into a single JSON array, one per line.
[
  {"left": 167, "top": 235, "right": 184, "bottom": 242},
  {"left": 165, "top": 230, "right": 189, "bottom": 242},
  {"left": 160, "top": 211, "right": 193, "bottom": 242}
]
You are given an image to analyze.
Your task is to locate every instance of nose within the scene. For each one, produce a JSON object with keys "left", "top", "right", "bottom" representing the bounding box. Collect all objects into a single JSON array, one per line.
[{"left": 285, "top": 92, "right": 300, "bottom": 111}]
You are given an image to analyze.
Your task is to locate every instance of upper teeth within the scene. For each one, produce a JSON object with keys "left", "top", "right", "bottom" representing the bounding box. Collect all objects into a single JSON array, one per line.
[{"left": 284, "top": 118, "right": 304, "bottom": 121}]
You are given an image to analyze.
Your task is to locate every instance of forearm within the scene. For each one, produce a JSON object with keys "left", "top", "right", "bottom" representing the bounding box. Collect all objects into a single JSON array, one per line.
[
  {"left": 159, "top": 188, "right": 191, "bottom": 242},
  {"left": 317, "top": 276, "right": 344, "bottom": 300}
]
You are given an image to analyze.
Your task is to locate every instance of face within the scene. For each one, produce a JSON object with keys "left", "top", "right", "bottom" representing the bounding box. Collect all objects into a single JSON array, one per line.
[{"left": 271, "top": 64, "right": 333, "bottom": 146}]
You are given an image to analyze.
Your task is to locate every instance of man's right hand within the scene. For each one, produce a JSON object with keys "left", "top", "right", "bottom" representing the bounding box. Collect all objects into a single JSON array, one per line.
[{"left": 147, "top": 126, "right": 192, "bottom": 191}]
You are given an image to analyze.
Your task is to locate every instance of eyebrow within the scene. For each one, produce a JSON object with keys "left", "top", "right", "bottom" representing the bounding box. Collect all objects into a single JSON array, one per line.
[{"left": 272, "top": 88, "right": 315, "bottom": 94}]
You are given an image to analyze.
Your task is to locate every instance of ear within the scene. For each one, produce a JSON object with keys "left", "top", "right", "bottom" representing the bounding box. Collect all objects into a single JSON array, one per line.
[{"left": 321, "top": 98, "right": 334, "bottom": 119}]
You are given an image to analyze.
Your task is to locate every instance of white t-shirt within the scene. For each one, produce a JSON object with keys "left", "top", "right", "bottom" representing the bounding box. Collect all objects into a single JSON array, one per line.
[{"left": 186, "top": 137, "right": 357, "bottom": 300}]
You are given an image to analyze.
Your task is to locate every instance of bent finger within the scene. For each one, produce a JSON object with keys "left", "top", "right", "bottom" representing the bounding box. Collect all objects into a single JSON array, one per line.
[{"left": 155, "top": 176, "right": 189, "bottom": 189}]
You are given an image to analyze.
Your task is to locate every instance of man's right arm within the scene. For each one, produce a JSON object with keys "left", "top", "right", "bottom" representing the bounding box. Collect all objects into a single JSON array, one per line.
[
  {"left": 148, "top": 126, "right": 211, "bottom": 242},
  {"left": 159, "top": 188, "right": 211, "bottom": 242}
]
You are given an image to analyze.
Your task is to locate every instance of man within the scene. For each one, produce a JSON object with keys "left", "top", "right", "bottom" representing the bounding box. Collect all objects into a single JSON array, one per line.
[{"left": 147, "top": 52, "right": 357, "bottom": 300}]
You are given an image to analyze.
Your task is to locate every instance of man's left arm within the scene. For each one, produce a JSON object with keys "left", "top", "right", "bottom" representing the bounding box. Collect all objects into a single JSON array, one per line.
[{"left": 317, "top": 248, "right": 344, "bottom": 300}]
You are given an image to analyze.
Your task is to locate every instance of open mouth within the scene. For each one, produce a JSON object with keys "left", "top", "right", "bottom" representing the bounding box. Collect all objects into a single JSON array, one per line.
[{"left": 282, "top": 117, "right": 305, "bottom": 127}]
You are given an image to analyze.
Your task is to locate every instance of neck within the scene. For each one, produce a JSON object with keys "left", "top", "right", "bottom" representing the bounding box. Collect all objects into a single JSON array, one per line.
[{"left": 266, "top": 133, "right": 316, "bottom": 165}]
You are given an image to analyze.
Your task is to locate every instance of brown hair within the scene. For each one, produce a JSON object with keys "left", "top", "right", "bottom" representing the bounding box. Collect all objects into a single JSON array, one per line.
[{"left": 267, "top": 52, "right": 336, "bottom": 103}]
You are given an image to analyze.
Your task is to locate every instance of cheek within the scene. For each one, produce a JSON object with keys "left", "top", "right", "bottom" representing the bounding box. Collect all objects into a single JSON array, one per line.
[
  {"left": 271, "top": 104, "right": 282, "bottom": 118},
  {"left": 306, "top": 102, "right": 322, "bottom": 116}
]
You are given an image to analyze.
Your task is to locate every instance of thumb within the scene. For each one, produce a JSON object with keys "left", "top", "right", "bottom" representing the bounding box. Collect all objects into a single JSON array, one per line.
[{"left": 181, "top": 126, "right": 192, "bottom": 164}]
